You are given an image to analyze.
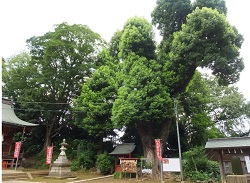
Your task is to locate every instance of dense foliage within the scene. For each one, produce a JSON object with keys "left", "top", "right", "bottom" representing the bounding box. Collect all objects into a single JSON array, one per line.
[
  {"left": 96, "top": 152, "right": 114, "bottom": 175},
  {"left": 183, "top": 146, "right": 220, "bottom": 181},
  {"left": 2, "top": 0, "right": 249, "bottom": 180},
  {"left": 2, "top": 23, "right": 104, "bottom": 149}
]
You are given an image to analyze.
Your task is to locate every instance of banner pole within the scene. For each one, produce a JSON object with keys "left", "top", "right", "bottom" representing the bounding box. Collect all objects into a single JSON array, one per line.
[
  {"left": 174, "top": 98, "right": 184, "bottom": 182},
  {"left": 160, "top": 139, "right": 164, "bottom": 183},
  {"left": 15, "top": 154, "right": 19, "bottom": 170},
  {"left": 49, "top": 143, "right": 53, "bottom": 171},
  {"left": 14, "top": 142, "right": 21, "bottom": 170},
  {"left": 15, "top": 127, "right": 25, "bottom": 170}
]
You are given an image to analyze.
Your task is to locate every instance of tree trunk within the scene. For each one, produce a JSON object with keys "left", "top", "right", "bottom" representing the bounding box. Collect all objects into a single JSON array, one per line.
[
  {"left": 44, "top": 113, "right": 57, "bottom": 149},
  {"left": 159, "top": 118, "right": 173, "bottom": 154},
  {"left": 136, "top": 118, "right": 172, "bottom": 178},
  {"left": 97, "top": 134, "right": 104, "bottom": 155}
]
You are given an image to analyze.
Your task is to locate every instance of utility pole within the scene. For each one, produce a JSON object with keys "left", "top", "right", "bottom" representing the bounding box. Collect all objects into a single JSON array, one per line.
[{"left": 174, "top": 98, "right": 184, "bottom": 183}]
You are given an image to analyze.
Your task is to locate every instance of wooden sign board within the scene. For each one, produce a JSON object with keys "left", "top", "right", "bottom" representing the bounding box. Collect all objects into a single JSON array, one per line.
[{"left": 120, "top": 159, "right": 137, "bottom": 173}]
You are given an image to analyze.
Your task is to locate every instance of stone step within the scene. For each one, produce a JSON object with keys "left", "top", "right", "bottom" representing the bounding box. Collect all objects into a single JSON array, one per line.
[
  {"left": 2, "top": 170, "right": 49, "bottom": 181},
  {"left": 2, "top": 172, "right": 29, "bottom": 181}
]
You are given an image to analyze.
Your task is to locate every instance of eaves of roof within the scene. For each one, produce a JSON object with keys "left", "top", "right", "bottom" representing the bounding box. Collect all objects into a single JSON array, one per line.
[
  {"left": 110, "top": 143, "right": 136, "bottom": 155},
  {"left": 2, "top": 103, "right": 38, "bottom": 127},
  {"left": 205, "top": 137, "right": 250, "bottom": 149}
]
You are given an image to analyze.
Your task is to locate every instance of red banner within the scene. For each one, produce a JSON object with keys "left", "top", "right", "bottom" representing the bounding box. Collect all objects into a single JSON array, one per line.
[
  {"left": 155, "top": 139, "right": 162, "bottom": 162},
  {"left": 14, "top": 142, "right": 21, "bottom": 158},
  {"left": 46, "top": 146, "right": 53, "bottom": 164},
  {"left": 46, "top": 146, "right": 53, "bottom": 165}
]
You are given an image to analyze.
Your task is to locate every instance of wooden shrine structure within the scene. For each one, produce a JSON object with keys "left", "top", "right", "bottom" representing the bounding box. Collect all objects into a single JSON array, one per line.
[
  {"left": 2, "top": 98, "right": 38, "bottom": 169},
  {"left": 205, "top": 137, "right": 250, "bottom": 183},
  {"left": 109, "top": 143, "right": 137, "bottom": 172}
]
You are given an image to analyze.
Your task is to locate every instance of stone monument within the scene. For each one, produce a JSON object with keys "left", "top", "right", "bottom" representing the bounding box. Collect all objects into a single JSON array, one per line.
[{"left": 48, "top": 139, "right": 73, "bottom": 178}]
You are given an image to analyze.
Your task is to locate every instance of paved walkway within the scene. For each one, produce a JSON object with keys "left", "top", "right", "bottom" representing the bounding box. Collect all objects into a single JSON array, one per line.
[
  {"left": 3, "top": 181, "right": 42, "bottom": 183},
  {"left": 2, "top": 170, "right": 23, "bottom": 174}
]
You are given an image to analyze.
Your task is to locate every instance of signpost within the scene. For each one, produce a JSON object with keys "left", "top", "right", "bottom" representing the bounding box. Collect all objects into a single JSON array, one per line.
[
  {"left": 163, "top": 158, "right": 181, "bottom": 172},
  {"left": 120, "top": 158, "right": 138, "bottom": 179}
]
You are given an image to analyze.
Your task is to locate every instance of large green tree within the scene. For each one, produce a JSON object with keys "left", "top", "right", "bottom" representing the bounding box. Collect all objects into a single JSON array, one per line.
[
  {"left": 151, "top": 0, "right": 228, "bottom": 64},
  {"left": 2, "top": 22, "right": 104, "bottom": 149},
  {"left": 74, "top": 65, "right": 118, "bottom": 154},
  {"left": 177, "top": 72, "right": 221, "bottom": 149},
  {"left": 111, "top": 7, "right": 243, "bottom": 176},
  {"left": 73, "top": 30, "right": 123, "bottom": 153},
  {"left": 205, "top": 76, "right": 250, "bottom": 137},
  {"left": 111, "top": 17, "right": 173, "bottom": 175},
  {"left": 152, "top": 0, "right": 192, "bottom": 39}
]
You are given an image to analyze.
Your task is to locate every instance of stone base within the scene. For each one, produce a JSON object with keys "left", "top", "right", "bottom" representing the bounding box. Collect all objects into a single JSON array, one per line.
[
  {"left": 48, "top": 166, "right": 73, "bottom": 178},
  {"left": 226, "top": 174, "right": 250, "bottom": 183}
]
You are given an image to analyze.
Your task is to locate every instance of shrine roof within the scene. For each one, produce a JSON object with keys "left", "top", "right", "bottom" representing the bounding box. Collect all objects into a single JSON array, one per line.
[
  {"left": 2, "top": 98, "right": 38, "bottom": 127},
  {"left": 109, "top": 143, "right": 136, "bottom": 155},
  {"left": 205, "top": 137, "right": 250, "bottom": 149}
]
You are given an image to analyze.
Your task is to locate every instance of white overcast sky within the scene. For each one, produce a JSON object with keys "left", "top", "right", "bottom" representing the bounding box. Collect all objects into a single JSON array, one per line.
[{"left": 1, "top": 0, "right": 249, "bottom": 100}]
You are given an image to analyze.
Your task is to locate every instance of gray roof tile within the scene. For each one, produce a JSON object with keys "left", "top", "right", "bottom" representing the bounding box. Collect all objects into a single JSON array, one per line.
[
  {"left": 2, "top": 103, "right": 38, "bottom": 127},
  {"left": 110, "top": 143, "right": 136, "bottom": 155},
  {"left": 205, "top": 137, "right": 250, "bottom": 149}
]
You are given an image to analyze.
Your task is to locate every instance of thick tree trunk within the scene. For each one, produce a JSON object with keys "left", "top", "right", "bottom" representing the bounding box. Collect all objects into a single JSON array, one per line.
[
  {"left": 136, "top": 118, "right": 172, "bottom": 178},
  {"left": 159, "top": 118, "right": 173, "bottom": 154}
]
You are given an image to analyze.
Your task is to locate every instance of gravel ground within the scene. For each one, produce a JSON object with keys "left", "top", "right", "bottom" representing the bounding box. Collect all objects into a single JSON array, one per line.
[{"left": 3, "top": 169, "right": 187, "bottom": 183}]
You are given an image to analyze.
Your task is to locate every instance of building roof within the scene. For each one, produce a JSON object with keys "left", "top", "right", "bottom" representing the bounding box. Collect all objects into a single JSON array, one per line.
[
  {"left": 109, "top": 143, "right": 136, "bottom": 155},
  {"left": 205, "top": 137, "right": 250, "bottom": 149},
  {"left": 2, "top": 99, "right": 38, "bottom": 127},
  {"left": 205, "top": 137, "right": 250, "bottom": 161}
]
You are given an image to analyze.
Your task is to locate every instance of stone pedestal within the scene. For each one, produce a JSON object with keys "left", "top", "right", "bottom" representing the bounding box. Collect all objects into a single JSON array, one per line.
[
  {"left": 226, "top": 174, "right": 250, "bottom": 183},
  {"left": 48, "top": 139, "right": 73, "bottom": 178}
]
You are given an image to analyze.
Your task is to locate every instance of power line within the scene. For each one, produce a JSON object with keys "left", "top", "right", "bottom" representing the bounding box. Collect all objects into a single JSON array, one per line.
[
  {"left": 14, "top": 101, "right": 70, "bottom": 105},
  {"left": 3, "top": 106, "right": 88, "bottom": 113}
]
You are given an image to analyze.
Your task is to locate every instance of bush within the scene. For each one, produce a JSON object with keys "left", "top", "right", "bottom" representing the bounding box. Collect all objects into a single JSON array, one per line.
[
  {"left": 96, "top": 152, "right": 114, "bottom": 175},
  {"left": 71, "top": 160, "right": 81, "bottom": 171},
  {"left": 113, "top": 171, "right": 121, "bottom": 179},
  {"left": 186, "top": 171, "right": 210, "bottom": 181},
  {"left": 113, "top": 171, "right": 129, "bottom": 179},
  {"left": 23, "top": 149, "right": 54, "bottom": 169},
  {"left": 70, "top": 141, "right": 97, "bottom": 171},
  {"left": 183, "top": 146, "right": 220, "bottom": 181},
  {"left": 78, "top": 150, "right": 96, "bottom": 170}
]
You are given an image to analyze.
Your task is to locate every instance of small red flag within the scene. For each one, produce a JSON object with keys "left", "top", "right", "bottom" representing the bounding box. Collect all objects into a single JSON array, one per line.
[
  {"left": 46, "top": 146, "right": 53, "bottom": 164},
  {"left": 155, "top": 139, "right": 162, "bottom": 162},
  {"left": 14, "top": 142, "right": 21, "bottom": 158}
]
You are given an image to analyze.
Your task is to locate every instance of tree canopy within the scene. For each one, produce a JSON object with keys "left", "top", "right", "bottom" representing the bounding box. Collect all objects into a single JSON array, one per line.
[
  {"left": 3, "top": 22, "right": 104, "bottom": 148},
  {"left": 2, "top": 0, "right": 248, "bottom": 178},
  {"left": 111, "top": 6, "right": 244, "bottom": 176}
]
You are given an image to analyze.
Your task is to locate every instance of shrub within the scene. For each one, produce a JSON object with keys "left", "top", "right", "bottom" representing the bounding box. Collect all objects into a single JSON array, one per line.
[
  {"left": 78, "top": 150, "right": 96, "bottom": 170},
  {"left": 96, "top": 152, "right": 114, "bottom": 175},
  {"left": 113, "top": 171, "right": 121, "bottom": 179},
  {"left": 113, "top": 171, "right": 129, "bottom": 179},
  {"left": 70, "top": 159, "right": 80, "bottom": 171},
  {"left": 183, "top": 146, "right": 220, "bottom": 181},
  {"left": 70, "top": 141, "right": 97, "bottom": 171},
  {"left": 186, "top": 171, "right": 210, "bottom": 181}
]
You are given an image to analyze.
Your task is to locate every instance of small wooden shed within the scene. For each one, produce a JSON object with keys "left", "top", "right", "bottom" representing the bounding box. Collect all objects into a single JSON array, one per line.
[
  {"left": 109, "top": 143, "right": 136, "bottom": 172},
  {"left": 205, "top": 137, "right": 250, "bottom": 183}
]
